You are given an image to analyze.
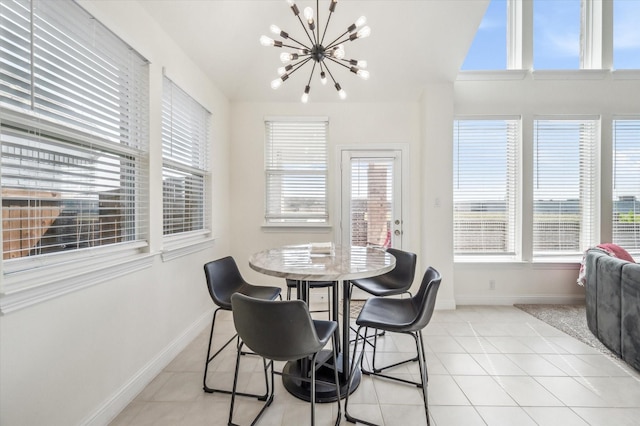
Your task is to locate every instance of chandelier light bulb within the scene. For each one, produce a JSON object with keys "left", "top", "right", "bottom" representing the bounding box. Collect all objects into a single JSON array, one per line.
[
  {"left": 270, "top": 25, "right": 281, "bottom": 35},
  {"left": 357, "top": 60, "right": 368, "bottom": 68},
  {"left": 357, "top": 69, "right": 370, "bottom": 80},
  {"left": 280, "top": 52, "right": 298, "bottom": 63},
  {"left": 320, "top": 71, "right": 327, "bottom": 85},
  {"left": 271, "top": 78, "right": 283, "bottom": 90},
  {"left": 278, "top": 64, "right": 293, "bottom": 76},
  {"left": 333, "top": 45, "right": 345, "bottom": 59},
  {"left": 286, "top": 0, "right": 295, "bottom": 6},
  {"left": 335, "top": 83, "right": 346, "bottom": 100},
  {"left": 303, "top": 7, "right": 314, "bottom": 20},
  {"left": 356, "top": 26, "right": 371, "bottom": 39},
  {"left": 355, "top": 16, "right": 367, "bottom": 28},
  {"left": 301, "top": 85, "right": 310, "bottom": 103},
  {"left": 260, "top": 35, "right": 275, "bottom": 46}
]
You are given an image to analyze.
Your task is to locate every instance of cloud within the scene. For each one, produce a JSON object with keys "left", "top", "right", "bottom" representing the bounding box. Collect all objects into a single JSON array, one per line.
[{"left": 614, "top": 1, "right": 640, "bottom": 50}]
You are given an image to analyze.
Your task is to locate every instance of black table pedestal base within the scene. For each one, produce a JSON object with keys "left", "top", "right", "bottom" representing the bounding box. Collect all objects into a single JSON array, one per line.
[{"left": 282, "top": 355, "right": 361, "bottom": 403}]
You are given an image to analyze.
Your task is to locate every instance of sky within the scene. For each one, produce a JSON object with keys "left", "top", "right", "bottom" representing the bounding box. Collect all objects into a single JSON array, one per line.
[{"left": 461, "top": 0, "right": 640, "bottom": 70}]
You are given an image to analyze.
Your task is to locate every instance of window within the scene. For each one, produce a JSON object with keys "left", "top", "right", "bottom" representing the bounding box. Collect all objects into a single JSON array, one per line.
[
  {"left": 612, "top": 119, "right": 640, "bottom": 251},
  {"left": 462, "top": 0, "right": 639, "bottom": 72},
  {"left": 533, "top": 118, "right": 598, "bottom": 256},
  {"left": 1, "top": 0, "right": 148, "bottom": 263},
  {"left": 613, "top": 0, "right": 640, "bottom": 69},
  {"left": 453, "top": 119, "right": 519, "bottom": 256},
  {"left": 533, "top": 0, "right": 581, "bottom": 69},
  {"left": 264, "top": 118, "right": 328, "bottom": 224},
  {"left": 161, "top": 76, "right": 210, "bottom": 236},
  {"left": 461, "top": 0, "right": 508, "bottom": 70}
]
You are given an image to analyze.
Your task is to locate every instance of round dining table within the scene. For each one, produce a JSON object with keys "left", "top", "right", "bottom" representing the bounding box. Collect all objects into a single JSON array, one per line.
[{"left": 249, "top": 244, "right": 395, "bottom": 403}]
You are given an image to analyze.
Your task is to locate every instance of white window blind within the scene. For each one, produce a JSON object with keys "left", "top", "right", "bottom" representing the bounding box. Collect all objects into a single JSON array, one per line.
[
  {"left": 453, "top": 119, "right": 519, "bottom": 255},
  {"left": 161, "top": 76, "right": 210, "bottom": 236},
  {"left": 1, "top": 0, "right": 149, "bottom": 262},
  {"left": 350, "top": 157, "right": 393, "bottom": 248},
  {"left": 264, "top": 118, "right": 328, "bottom": 224},
  {"left": 533, "top": 118, "right": 597, "bottom": 256},
  {"left": 612, "top": 119, "right": 640, "bottom": 251}
]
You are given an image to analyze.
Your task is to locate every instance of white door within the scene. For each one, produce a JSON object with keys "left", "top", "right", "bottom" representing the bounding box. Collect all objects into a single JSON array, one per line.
[{"left": 339, "top": 149, "right": 404, "bottom": 250}]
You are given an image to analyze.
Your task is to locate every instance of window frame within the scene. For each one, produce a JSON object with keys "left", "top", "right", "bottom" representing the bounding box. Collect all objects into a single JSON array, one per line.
[
  {"left": 161, "top": 75, "right": 211, "bottom": 240},
  {"left": 532, "top": 116, "right": 599, "bottom": 259},
  {"left": 611, "top": 117, "right": 640, "bottom": 254},
  {"left": 263, "top": 116, "right": 330, "bottom": 228},
  {"left": 0, "top": 0, "right": 152, "bottom": 313},
  {"left": 453, "top": 116, "right": 522, "bottom": 260}
]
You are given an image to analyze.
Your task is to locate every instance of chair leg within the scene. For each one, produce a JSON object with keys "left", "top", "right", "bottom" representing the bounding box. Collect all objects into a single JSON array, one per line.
[
  {"left": 361, "top": 331, "right": 423, "bottom": 387},
  {"left": 331, "top": 334, "right": 342, "bottom": 426},
  {"left": 203, "top": 308, "right": 269, "bottom": 400},
  {"left": 345, "top": 326, "right": 379, "bottom": 426},
  {"left": 311, "top": 352, "right": 317, "bottom": 426},
  {"left": 228, "top": 341, "right": 275, "bottom": 426},
  {"left": 360, "top": 327, "right": 419, "bottom": 378},
  {"left": 416, "top": 331, "right": 431, "bottom": 426}
]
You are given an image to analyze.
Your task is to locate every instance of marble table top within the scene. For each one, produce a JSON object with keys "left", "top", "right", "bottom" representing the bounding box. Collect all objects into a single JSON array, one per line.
[{"left": 249, "top": 244, "right": 395, "bottom": 281}]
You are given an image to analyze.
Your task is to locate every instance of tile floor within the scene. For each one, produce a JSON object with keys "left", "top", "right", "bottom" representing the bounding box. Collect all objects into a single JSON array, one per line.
[{"left": 109, "top": 305, "right": 640, "bottom": 426}]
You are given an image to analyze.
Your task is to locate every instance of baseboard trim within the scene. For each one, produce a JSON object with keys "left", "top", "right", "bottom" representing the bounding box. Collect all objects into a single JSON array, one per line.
[
  {"left": 81, "top": 309, "right": 213, "bottom": 426},
  {"left": 455, "top": 294, "right": 586, "bottom": 306}
]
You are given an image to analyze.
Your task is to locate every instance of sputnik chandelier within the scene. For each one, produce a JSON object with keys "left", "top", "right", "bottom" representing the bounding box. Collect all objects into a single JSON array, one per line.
[{"left": 260, "top": 0, "right": 370, "bottom": 102}]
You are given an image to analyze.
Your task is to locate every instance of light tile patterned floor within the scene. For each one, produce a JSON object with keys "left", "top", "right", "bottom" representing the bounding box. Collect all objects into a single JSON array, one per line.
[{"left": 109, "top": 305, "right": 640, "bottom": 426}]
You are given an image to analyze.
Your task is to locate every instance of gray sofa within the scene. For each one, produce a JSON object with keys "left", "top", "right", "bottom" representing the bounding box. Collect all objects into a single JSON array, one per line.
[{"left": 585, "top": 249, "right": 640, "bottom": 372}]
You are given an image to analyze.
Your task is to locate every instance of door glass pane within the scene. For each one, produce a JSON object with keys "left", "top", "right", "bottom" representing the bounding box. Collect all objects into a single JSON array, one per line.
[{"left": 350, "top": 158, "right": 393, "bottom": 248}]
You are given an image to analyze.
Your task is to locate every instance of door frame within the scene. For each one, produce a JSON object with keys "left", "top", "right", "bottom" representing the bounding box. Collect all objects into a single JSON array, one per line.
[{"left": 334, "top": 144, "right": 410, "bottom": 250}]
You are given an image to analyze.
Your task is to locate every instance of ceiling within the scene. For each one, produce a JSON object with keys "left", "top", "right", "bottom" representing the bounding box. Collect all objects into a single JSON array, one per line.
[{"left": 137, "top": 0, "right": 488, "bottom": 103}]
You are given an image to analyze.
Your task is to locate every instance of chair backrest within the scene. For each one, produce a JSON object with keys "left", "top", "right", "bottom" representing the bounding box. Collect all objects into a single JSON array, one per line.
[
  {"left": 385, "top": 248, "right": 418, "bottom": 290},
  {"left": 408, "top": 266, "right": 442, "bottom": 332},
  {"left": 231, "top": 293, "right": 324, "bottom": 361},
  {"left": 203, "top": 256, "right": 248, "bottom": 309}
]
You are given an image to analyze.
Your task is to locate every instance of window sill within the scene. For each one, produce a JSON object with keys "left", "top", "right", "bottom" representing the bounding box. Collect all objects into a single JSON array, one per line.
[
  {"left": 1, "top": 245, "right": 154, "bottom": 314},
  {"left": 455, "top": 256, "right": 526, "bottom": 265},
  {"left": 161, "top": 231, "right": 215, "bottom": 262},
  {"left": 457, "top": 70, "right": 528, "bottom": 81},
  {"left": 261, "top": 222, "right": 333, "bottom": 232},
  {"left": 612, "top": 70, "right": 640, "bottom": 80},
  {"left": 532, "top": 69, "right": 609, "bottom": 80}
]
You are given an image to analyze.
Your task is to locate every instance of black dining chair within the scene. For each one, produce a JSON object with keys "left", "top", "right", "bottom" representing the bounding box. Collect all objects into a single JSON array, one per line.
[
  {"left": 348, "top": 248, "right": 417, "bottom": 371},
  {"left": 345, "top": 266, "right": 442, "bottom": 426},
  {"left": 202, "top": 256, "right": 282, "bottom": 398},
  {"left": 229, "top": 293, "right": 342, "bottom": 426},
  {"left": 286, "top": 279, "right": 337, "bottom": 319}
]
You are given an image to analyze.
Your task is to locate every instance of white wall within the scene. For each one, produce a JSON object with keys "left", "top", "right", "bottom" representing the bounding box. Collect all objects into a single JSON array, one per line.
[
  {"left": 229, "top": 101, "right": 425, "bottom": 292},
  {"left": 0, "top": 1, "right": 231, "bottom": 425}
]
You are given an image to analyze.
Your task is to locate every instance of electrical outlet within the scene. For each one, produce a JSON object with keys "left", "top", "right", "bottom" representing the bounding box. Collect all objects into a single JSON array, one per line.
[{"left": 489, "top": 280, "right": 496, "bottom": 290}]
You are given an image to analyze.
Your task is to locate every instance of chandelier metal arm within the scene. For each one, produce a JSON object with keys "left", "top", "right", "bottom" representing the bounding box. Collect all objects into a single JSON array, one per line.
[
  {"left": 324, "top": 56, "right": 352, "bottom": 72},
  {"left": 320, "top": 11, "right": 334, "bottom": 46},
  {"left": 324, "top": 30, "right": 350, "bottom": 50},
  {"left": 295, "top": 15, "right": 315, "bottom": 47},
  {"left": 280, "top": 42, "right": 308, "bottom": 51},
  {"left": 283, "top": 35, "right": 310, "bottom": 50},
  {"left": 287, "top": 57, "right": 314, "bottom": 77},
  {"left": 306, "top": 61, "right": 317, "bottom": 86},
  {"left": 322, "top": 60, "right": 339, "bottom": 85},
  {"left": 263, "top": 0, "right": 369, "bottom": 102}
]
